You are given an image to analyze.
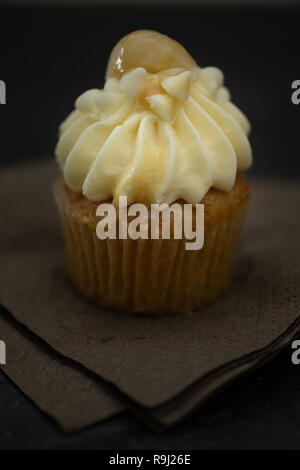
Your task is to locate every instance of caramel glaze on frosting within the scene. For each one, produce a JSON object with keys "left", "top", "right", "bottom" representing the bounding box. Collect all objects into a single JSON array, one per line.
[{"left": 55, "top": 30, "right": 252, "bottom": 206}]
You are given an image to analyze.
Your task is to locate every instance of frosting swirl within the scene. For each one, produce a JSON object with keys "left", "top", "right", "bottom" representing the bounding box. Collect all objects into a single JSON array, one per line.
[{"left": 55, "top": 30, "right": 252, "bottom": 205}]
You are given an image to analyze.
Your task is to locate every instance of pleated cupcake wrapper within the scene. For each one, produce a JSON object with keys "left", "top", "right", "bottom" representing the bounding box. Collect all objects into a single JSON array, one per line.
[{"left": 55, "top": 192, "right": 247, "bottom": 314}]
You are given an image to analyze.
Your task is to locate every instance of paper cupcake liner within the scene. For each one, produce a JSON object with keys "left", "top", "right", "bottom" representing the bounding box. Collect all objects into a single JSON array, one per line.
[{"left": 54, "top": 185, "right": 248, "bottom": 314}]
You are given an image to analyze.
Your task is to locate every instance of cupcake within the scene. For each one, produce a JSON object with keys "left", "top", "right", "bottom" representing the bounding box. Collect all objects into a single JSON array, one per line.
[{"left": 54, "top": 30, "right": 252, "bottom": 314}]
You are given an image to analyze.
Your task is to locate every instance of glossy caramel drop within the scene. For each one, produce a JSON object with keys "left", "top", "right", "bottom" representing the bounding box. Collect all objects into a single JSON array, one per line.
[{"left": 106, "top": 30, "right": 196, "bottom": 79}]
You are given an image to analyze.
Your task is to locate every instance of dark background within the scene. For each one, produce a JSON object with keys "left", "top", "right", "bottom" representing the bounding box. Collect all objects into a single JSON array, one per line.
[
  {"left": 1, "top": 3, "right": 300, "bottom": 450},
  {"left": 1, "top": 5, "right": 300, "bottom": 177}
]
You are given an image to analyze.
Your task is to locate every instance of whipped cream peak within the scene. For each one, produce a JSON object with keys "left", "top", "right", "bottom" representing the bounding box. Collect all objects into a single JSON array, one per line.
[
  {"left": 161, "top": 70, "right": 192, "bottom": 101},
  {"left": 56, "top": 31, "right": 252, "bottom": 205}
]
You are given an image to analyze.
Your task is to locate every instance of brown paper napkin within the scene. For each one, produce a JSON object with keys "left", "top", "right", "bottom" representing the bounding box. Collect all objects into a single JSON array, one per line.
[
  {"left": 0, "top": 310, "right": 123, "bottom": 432},
  {"left": 153, "top": 318, "right": 300, "bottom": 426},
  {"left": 1, "top": 304, "right": 298, "bottom": 432},
  {"left": 1, "top": 161, "right": 300, "bottom": 429}
]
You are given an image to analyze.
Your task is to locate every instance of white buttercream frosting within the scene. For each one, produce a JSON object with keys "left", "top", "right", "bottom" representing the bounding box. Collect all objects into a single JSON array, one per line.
[{"left": 55, "top": 30, "right": 252, "bottom": 205}]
